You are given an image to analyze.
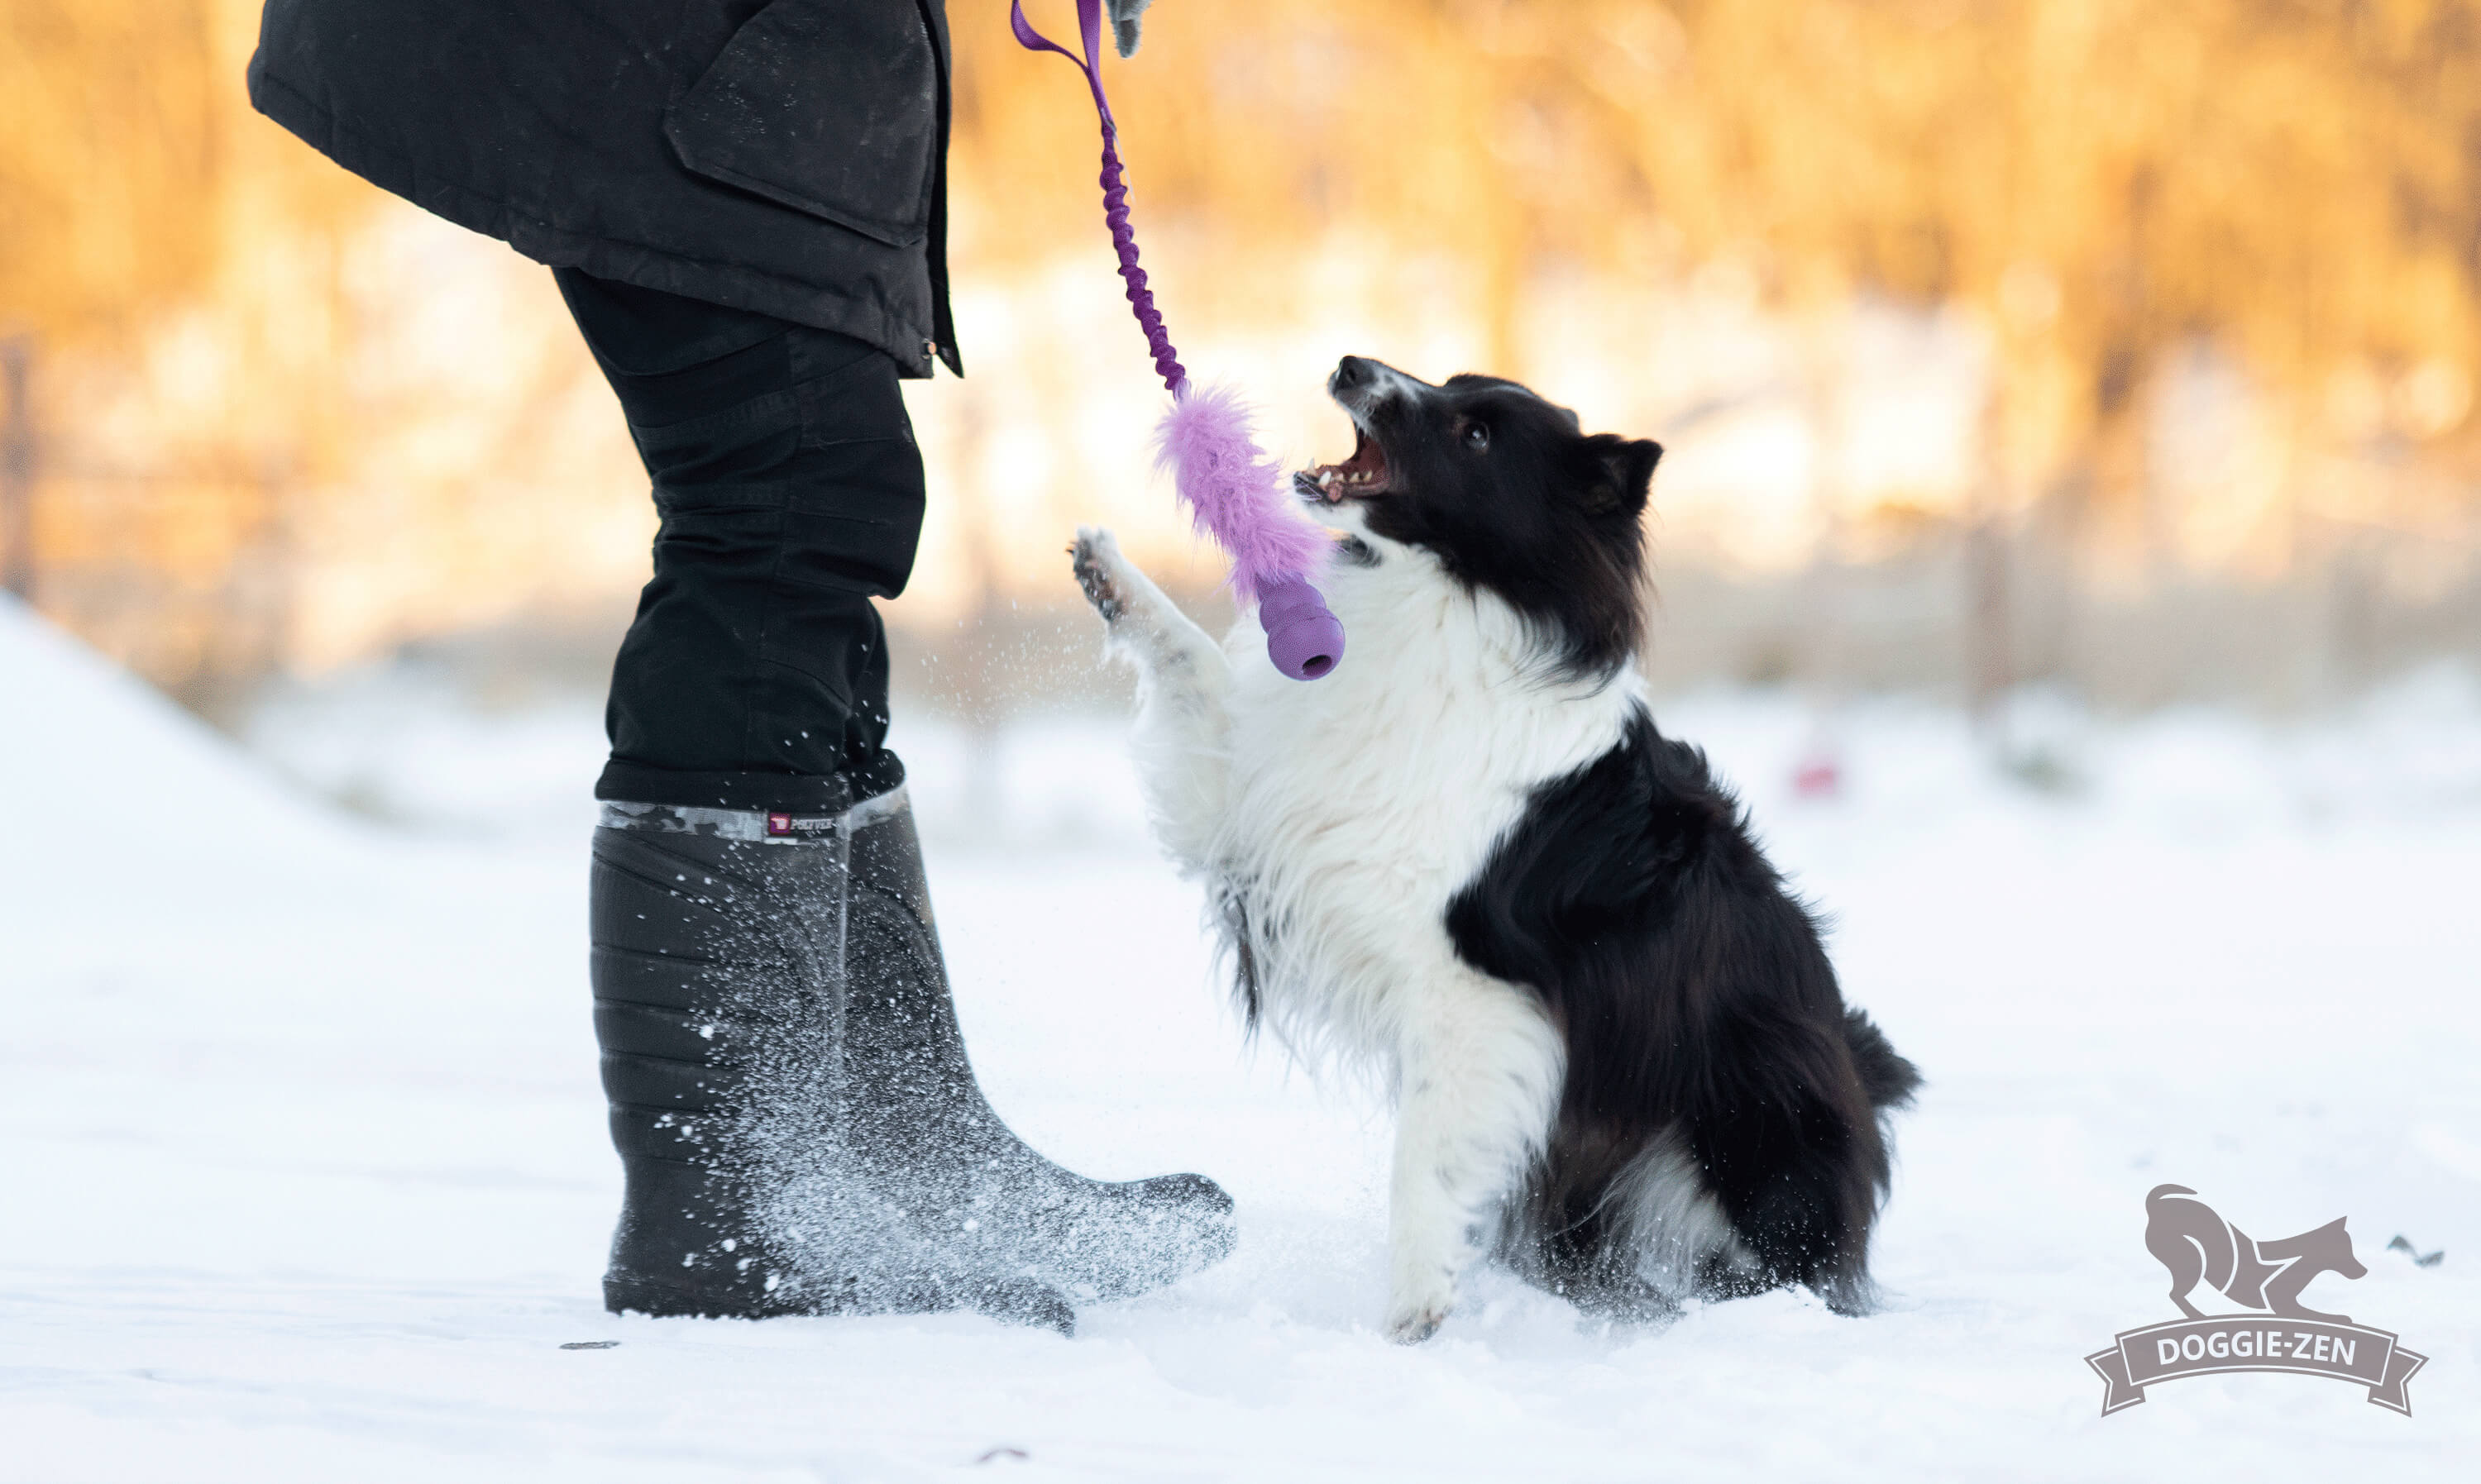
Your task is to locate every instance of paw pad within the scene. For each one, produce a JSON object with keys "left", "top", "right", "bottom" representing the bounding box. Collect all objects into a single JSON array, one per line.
[{"left": 1068, "top": 532, "right": 1126, "bottom": 623}]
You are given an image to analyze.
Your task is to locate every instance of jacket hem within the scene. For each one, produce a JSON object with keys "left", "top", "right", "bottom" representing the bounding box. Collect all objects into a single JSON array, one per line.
[{"left": 246, "top": 64, "right": 945, "bottom": 380}]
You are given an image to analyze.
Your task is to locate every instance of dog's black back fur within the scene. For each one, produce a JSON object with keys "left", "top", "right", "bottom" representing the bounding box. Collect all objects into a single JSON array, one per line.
[{"left": 1447, "top": 713, "right": 1920, "bottom": 1310}]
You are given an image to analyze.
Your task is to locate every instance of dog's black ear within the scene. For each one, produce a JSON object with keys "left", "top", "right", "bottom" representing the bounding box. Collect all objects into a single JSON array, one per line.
[{"left": 1580, "top": 435, "right": 1662, "bottom": 516}]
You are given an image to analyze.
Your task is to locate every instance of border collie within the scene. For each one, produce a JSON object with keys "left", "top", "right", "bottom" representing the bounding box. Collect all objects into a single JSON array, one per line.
[{"left": 1069, "top": 357, "right": 1919, "bottom": 1342}]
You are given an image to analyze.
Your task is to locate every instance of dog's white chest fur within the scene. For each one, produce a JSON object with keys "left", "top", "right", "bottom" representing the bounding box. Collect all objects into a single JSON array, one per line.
[
  {"left": 1209, "top": 549, "right": 1640, "bottom": 1067},
  {"left": 1073, "top": 523, "right": 1651, "bottom": 1340}
]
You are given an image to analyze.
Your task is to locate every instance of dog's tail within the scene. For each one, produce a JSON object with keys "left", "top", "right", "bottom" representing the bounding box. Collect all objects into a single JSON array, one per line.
[{"left": 1843, "top": 1008, "right": 1922, "bottom": 1110}]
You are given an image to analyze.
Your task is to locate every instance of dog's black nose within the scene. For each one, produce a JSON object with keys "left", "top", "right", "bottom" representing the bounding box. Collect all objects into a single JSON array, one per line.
[{"left": 1331, "top": 355, "right": 1373, "bottom": 393}]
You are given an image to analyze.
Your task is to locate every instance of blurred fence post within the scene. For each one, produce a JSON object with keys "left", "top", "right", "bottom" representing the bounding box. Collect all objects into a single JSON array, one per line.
[
  {"left": 1964, "top": 515, "right": 2010, "bottom": 730},
  {"left": 2, "top": 336, "right": 33, "bottom": 601},
  {"left": 1966, "top": 379, "right": 2014, "bottom": 752}
]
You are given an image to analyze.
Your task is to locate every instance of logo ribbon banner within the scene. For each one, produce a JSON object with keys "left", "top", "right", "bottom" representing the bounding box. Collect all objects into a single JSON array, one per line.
[{"left": 2087, "top": 1317, "right": 2427, "bottom": 1415}]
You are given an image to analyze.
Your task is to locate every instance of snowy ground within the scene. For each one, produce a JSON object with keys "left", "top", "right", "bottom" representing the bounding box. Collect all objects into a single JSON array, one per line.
[{"left": 7, "top": 595, "right": 2479, "bottom": 1482}]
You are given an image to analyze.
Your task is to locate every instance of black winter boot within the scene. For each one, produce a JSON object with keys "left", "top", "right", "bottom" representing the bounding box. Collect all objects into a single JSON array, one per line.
[
  {"left": 839, "top": 795, "right": 1236, "bottom": 1301},
  {"left": 590, "top": 785, "right": 1234, "bottom": 1333}
]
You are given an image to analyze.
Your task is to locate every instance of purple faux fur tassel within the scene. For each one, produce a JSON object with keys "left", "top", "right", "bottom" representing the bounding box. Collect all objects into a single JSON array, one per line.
[
  {"left": 1157, "top": 384, "right": 1346, "bottom": 679},
  {"left": 1154, "top": 384, "right": 1329, "bottom": 610}
]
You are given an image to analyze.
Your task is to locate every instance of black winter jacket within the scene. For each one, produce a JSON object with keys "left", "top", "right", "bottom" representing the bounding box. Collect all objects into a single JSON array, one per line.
[{"left": 249, "top": 0, "right": 960, "bottom": 377}]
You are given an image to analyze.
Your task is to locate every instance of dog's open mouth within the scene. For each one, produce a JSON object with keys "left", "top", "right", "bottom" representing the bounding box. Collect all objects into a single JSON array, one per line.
[{"left": 1303, "top": 427, "right": 1391, "bottom": 504}]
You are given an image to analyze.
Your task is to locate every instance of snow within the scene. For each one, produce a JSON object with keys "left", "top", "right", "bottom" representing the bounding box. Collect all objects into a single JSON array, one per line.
[{"left": 6, "top": 592, "right": 2478, "bottom": 1481}]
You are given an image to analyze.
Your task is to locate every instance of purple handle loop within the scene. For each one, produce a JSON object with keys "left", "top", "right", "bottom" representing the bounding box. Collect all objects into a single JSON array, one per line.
[
  {"left": 1007, "top": 0, "right": 1115, "bottom": 131},
  {"left": 1013, "top": 2, "right": 1345, "bottom": 680}
]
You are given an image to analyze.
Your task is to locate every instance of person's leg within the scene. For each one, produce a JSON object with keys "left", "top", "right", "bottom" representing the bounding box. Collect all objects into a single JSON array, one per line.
[
  {"left": 556, "top": 267, "right": 909, "bottom": 795},
  {"left": 559, "top": 270, "right": 1234, "bottom": 1326}
]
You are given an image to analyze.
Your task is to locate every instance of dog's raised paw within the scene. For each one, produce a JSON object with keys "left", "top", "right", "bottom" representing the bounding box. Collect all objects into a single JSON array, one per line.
[{"left": 1068, "top": 527, "right": 1126, "bottom": 623}]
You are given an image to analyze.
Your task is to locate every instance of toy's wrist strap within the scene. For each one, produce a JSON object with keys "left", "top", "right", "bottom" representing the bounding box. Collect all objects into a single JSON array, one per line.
[{"left": 1010, "top": 0, "right": 1116, "bottom": 133}]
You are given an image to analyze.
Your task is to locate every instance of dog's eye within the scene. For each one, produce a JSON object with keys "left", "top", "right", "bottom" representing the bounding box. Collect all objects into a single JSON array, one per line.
[{"left": 1463, "top": 421, "right": 1490, "bottom": 452}]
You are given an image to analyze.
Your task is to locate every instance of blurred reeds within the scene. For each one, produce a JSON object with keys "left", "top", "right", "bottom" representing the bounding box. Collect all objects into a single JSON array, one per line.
[{"left": 2, "top": 0, "right": 2477, "bottom": 721}]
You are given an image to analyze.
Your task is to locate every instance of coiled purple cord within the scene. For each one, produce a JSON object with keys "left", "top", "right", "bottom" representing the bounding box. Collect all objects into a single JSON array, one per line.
[{"left": 1100, "top": 136, "right": 1187, "bottom": 394}]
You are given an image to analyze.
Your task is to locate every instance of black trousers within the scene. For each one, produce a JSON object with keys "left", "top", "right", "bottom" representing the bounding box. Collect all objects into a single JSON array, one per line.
[{"left": 557, "top": 268, "right": 923, "bottom": 812}]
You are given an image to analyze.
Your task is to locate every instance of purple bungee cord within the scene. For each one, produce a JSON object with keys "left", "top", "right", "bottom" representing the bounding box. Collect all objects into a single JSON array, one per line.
[{"left": 1011, "top": 0, "right": 1346, "bottom": 680}]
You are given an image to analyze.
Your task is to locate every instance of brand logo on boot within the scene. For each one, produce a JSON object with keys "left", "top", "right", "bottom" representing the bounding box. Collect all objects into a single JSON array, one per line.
[{"left": 763, "top": 811, "right": 838, "bottom": 842}]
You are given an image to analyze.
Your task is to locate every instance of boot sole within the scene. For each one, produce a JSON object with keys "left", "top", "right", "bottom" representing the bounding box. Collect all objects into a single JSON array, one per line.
[{"left": 604, "top": 1272, "right": 1076, "bottom": 1337}]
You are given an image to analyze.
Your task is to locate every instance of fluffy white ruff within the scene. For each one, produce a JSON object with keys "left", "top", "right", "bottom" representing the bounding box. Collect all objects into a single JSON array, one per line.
[{"left": 1075, "top": 513, "right": 1645, "bottom": 1339}]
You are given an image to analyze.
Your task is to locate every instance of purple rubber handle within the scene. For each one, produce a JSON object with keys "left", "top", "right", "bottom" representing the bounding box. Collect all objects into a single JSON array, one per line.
[
  {"left": 1257, "top": 575, "right": 1346, "bottom": 680},
  {"left": 1014, "top": 0, "right": 1345, "bottom": 680}
]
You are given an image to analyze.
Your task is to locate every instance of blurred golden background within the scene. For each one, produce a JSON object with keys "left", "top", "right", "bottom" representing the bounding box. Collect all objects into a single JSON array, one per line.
[{"left": 4, "top": 0, "right": 2478, "bottom": 727}]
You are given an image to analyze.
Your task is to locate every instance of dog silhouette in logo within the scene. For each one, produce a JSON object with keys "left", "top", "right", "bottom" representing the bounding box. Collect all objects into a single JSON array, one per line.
[{"left": 2144, "top": 1185, "right": 2366, "bottom": 1324}]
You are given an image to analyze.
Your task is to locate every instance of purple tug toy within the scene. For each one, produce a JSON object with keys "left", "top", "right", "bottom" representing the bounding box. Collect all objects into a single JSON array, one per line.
[{"left": 1012, "top": 0, "right": 1346, "bottom": 680}]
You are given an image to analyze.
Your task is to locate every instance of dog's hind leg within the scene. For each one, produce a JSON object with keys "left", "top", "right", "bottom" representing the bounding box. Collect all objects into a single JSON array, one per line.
[
  {"left": 1070, "top": 527, "right": 1233, "bottom": 866},
  {"left": 1383, "top": 971, "right": 1566, "bottom": 1343}
]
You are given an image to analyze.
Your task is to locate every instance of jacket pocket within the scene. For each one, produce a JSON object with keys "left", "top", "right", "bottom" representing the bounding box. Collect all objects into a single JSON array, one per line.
[{"left": 664, "top": 0, "right": 938, "bottom": 247}]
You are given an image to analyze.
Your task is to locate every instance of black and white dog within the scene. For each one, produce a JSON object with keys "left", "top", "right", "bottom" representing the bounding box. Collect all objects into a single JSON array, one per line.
[{"left": 1070, "top": 357, "right": 1919, "bottom": 1342}]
